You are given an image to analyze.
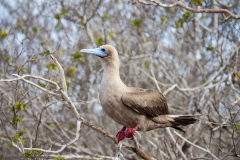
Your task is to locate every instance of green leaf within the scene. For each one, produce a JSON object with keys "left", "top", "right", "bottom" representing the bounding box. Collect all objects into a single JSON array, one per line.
[
  {"left": 206, "top": 46, "right": 215, "bottom": 51},
  {"left": 54, "top": 155, "right": 66, "bottom": 160},
  {"left": 66, "top": 66, "right": 77, "bottom": 78},
  {"left": 160, "top": 17, "right": 167, "bottom": 25},
  {"left": 176, "top": 11, "right": 191, "bottom": 28},
  {"left": 9, "top": 106, "right": 15, "bottom": 112},
  {"left": 182, "top": 11, "right": 191, "bottom": 21},
  {"left": 46, "top": 62, "right": 58, "bottom": 70},
  {"left": 18, "top": 67, "right": 26, "bottom": 74},
  {"left": 11, "top": 130, "right": 27, "bottom": 142},
  {"left": 11, "top": 116, "right": 23, "bottom": 125},
  {"left": 191, "top": 0, "right": 203, "bottom": 6},
  {"left": 16, "top": 18, "right": 22, "bottom": 26},
  {"left": 201, "top": 14, "right": 207, "bottom": 19},
  {"left": 71, "top": 52, "right": 82, "bottom": 59},
  {"left": 61, "top": 9, "right": 69, "bottom": 15},
  {"left": 42, "top": 49, "right": 50, "bottom": 56},
  {"left": 18, "top": 130, "right": 27, "bottom": 136},
  {"left": 38, "top": 80, "right": 46, "bottom": 88},
  {"left": 54, "top": 14, "right": 61, "bottom": 20},
  {"left": 40, "top": 41, "right": 45, "bottom": 46},
  {"left": 4, "top": 56, "right": 10, "bottom": 61},
  {"left": 48, "top": 123, "right": 55, "bottom": 127},
  {"left": 176, "top": 20, "right": 183, "bottom": 28},
  {"left": 66, "top": 81, "right": 71, "bottom": 89},
  {"left": 24, "top": 150, "right": 40, "bottom": 158},
  {"left": 68, "top": 122, "right": 75, "bottom": 130},
  {"left": 103, "top": 13, "right": 109, "bottom": 20},
  {"left": 108, "top": 32, "right": 115, "bottom": 39},
  {"left": 144, "top": 62, "right": 150, "bottom": 69},
  {"left": 96, "top": 37, "right": 103, "bottom": 46},
  {"left": 32, "top": 26, "right": 38, "bottom": 33},
  {"left": 0, "top": 30, "right": 8, "bottom": 40},
  {"left": 15, "top": 101, "right": 27, "bottom": 110},
  {"left": 235, "top": 124, "right": 240, "bottom": 130},
  {"left": 130, "top": 19, "right": 141, "bottom": 29}
]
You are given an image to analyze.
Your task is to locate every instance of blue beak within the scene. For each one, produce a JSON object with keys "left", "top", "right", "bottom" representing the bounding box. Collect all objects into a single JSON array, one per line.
[{"left": 80, "top": 48, "right": 107, "bottom": 58}]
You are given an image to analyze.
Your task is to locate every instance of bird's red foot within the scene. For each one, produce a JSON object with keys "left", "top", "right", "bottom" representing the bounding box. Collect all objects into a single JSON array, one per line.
[
  {"left": 116, "top": 126, "right": 139, "bottom": 142},
  {"left": 125, "top": 125, "right": 139, "bottom": 138},
  {"left": 116, "top": 126, "right": 126, "bottom": 142}
]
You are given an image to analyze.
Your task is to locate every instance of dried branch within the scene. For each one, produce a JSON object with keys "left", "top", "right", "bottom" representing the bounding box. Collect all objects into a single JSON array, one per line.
[
  {"left": 24, "top": 120, "right": 82, "bottom": 153},
  {"left": 136, "top": 0, "right": 240, "bottom": 20},
  {"left": 50, "top": 55, "right": 67, "bottom": 92},
  {"left": 231, "top": 97, "right": 240, "bottom": 106},
  {"left": 174, "top": 131, "right": 219, "bottom": 160},
  {"left": 0, "top": 74, "right": 61, "bottom": 97}
]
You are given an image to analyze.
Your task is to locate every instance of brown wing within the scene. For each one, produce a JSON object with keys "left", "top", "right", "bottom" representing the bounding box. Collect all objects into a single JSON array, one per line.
[{"left": 121, "top": 88, "right": 169, "bottom": 118}]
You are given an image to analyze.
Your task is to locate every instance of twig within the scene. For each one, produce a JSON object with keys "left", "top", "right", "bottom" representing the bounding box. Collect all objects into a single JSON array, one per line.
[
  {"left": 50, "top": 55, "right": 67, "bottom": 92},
  {"left": 231, "top": 97, "right": 240, "bottom": 106},
  {"left": 10, "top": 74, "right": 61, "bottom": 97},
  {"left": 137, "top": 0, "right": 240, "bottom": 19},
  {"left": 115, "top": 141, "right": 125, "bottom": 160},
  {"left": 24, "top": 120, "right": 82, "bottom": 153},
  {"left": 166, "top": 128, "right": 188, "bottom": 160},
  {"left": 174, "top": 131, "right": 219, "bottom": 160}
]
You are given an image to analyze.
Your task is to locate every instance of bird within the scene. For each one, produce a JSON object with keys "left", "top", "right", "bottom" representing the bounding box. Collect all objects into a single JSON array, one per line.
[{"left": 80, "top": 44, "right": 197, "bottom": 142}]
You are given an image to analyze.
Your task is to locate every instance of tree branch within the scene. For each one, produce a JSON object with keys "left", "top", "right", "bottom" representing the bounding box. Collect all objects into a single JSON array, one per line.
[{"left": 136, "top": 0, "right": 240, "bottom": 20}]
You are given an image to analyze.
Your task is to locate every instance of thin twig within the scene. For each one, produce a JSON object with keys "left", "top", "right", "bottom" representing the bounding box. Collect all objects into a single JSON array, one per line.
[
  {"left": 24, "top": 120, "right": 82, "bottom": 153},
  {"left": 50, "top": 55, "right": 67, "bottom": 92},
  {"left": 137, "top": 0, "right": 240, "bottom": 19},
  {"left": 174, "top": 131, "right": 219, "bottom": 160}
]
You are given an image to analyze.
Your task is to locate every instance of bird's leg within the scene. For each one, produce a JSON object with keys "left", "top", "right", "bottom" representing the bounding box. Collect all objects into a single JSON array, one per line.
[
  {"left": 116, "top": 126, "right": 126, "bottom": 142},
  {"left": 116, "top": 126, "right": 139, "bottom": 142},
  {"left": 125, "top": 125, "right": 139, "bottom": 138}
]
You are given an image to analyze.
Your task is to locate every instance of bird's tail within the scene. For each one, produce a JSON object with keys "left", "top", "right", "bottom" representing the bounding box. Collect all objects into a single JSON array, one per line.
[{"left": 168, "top": 115, "right": 198, "bottom": 132}]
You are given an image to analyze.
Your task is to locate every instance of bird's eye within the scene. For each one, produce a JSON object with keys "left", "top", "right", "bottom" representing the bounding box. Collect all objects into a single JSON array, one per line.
[{"left": 101, "top": 48, "right": 106, "bottom": 52}]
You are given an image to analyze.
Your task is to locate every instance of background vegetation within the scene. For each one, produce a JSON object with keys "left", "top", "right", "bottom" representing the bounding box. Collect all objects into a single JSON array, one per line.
[{"left": 0, "top": 0, "right": 240, "bottom": 159}]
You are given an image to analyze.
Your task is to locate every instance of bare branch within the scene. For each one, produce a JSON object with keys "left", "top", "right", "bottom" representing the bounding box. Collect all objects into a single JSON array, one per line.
[
  {"left": 136, "top": 0, "right": 240, "bottom": 19},
  {"left": 24, "top": 120, "right": 82, "bottom": 153},
  {"left": 174, "top": 131, "right": 219, "bottom": 160}
]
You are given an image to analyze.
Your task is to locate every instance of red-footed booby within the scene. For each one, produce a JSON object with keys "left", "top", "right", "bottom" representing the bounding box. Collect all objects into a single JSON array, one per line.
[{"left": 80, "top": 44, "right": 197, "bottom": 142}]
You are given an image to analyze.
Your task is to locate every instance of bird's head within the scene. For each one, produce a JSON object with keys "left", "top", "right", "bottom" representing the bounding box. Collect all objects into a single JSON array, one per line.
[{"left": 80, "top": 44, "right": 118, "bottom": 60}]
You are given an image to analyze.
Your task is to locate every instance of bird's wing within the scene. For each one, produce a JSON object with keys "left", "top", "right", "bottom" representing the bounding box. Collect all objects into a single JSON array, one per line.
[{"left": 121, "top": 88, "right": 169, "bottom": 118}]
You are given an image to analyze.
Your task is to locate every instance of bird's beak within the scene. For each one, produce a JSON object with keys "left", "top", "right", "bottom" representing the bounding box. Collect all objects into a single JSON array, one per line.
[{"left": 80, "top": 48, "right": 107, "bottom": 58}]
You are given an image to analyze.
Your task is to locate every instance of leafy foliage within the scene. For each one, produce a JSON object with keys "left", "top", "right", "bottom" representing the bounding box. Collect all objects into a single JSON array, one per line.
[
  {"left": 32, "top": 26, "right": 38, "bottom": 33},
  {"left": 0, "top": 0, "right": 240, "bottom": 159},
  {"left": 103, "top": 13, "right": 109, "bottom": 20},
  {"left": 4, "top": 56, "right": 10, "bottom": 61},
  {"left": 61, "top": 9, "right": 69, "bottom": 15},
  {"left": 96, "top": 37, "right": 103, "bottom": 46},
  {"left": 144, "top": 62, "right": 150, "bottom": 69},
  {"left": 42, "top": 50, "right": 50, "bottom": 56},
  {"left": 176, "top": 11, "right": 191, "bottom": 28},
  {"left": 160, "top": 17, "right": 167, "bottom": 25},
  {"left": 24, "top": 150, "right": 40, "bottom": 159},
  {"left": 130, "top": 19, "right": 141, "bottom": 29},
  {"left": 54, "top": 155, "right": 66, "bottom": 160},
  {"left": 46, "top": 62, "right": 58, "bottom": 70},
  {"left": 66, "top": 66, "right": 77, "bottom": 78},
  {"left": 235, "top": 124, "right": 240, "bottom": 131},
  {"left": 11, "top": 130, "right": 27, "bottom": 144},
  {"left": 191, "top": 0, "right": 203, "bottom": 6},
  {"left": 38, "top": 80, "right": 46, "bottom": 88},
  {"left": 0, "top": 30, "right": 8, "bottom": 40},
  {"left": 15, "top": 102, "right": 27, "bottom": 110}
]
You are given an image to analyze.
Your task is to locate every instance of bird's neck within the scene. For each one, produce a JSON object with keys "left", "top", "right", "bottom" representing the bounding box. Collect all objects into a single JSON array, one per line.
[{"left": 101, "top": 59, "right": 126, "bottom": 88}]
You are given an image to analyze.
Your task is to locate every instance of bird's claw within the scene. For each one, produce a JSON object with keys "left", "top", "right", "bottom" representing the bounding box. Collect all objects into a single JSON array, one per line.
[
  {"left": 116, "top": 126, "right": 139, "bottom": 142},
  {"left": 116, "top": 126, "right": 126, "bottom": 142},
  {"left": 125, "top": 125, "right": 139, "bottom": 138}
]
